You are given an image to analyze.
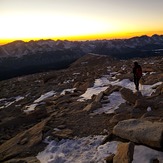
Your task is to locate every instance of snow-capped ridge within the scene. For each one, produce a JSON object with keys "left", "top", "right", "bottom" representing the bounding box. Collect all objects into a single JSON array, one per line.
[{"left": 1, "top": 34, "right": 163, "bottom": 58}]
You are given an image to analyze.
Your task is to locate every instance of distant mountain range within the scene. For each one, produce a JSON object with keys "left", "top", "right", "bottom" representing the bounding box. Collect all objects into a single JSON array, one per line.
[{"left": 0, "top": 34, "right": 163, "bottom": 80}]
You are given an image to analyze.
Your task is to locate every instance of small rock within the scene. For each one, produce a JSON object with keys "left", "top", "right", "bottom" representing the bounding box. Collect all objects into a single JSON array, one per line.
[
  {"left": 18, "top": 137, "right": 29, "bottom": 145},
  {"left": 134, "top": 99, "right": 154, "bottom": 109},
  {"left": 110, "top": 113, "right": 131, "bottom": 124},
  {"left": 113, "top": 142, "right": 134, "bottom": 163},
  {"left": 101, "top": 99, "right": 110, "bottom": 104},
  {"left": 58, "top": 125, "right": 66, "bottom": 129},
  {"left": 151, "top": 158, "right": 159, "bottom": 163},
  {"left": 83, "top": 101, "right": 102, "bottom": 112},
  {"left": 101, "top": 133, "right": 113, "bottom": 145},
  {"left": 105, "top": 154, "right": 115, "bottom": 163},
  {"left": 104, "top": 86, "right": 120, "bottom": 96},
  {"left": 147, "top": 106, "right": 152, "bottom": 112},
  {"left": 94, "top": 92, "right": 103, "bottom": 102},
  {"left": 52, "top": 129, "right": 73, "bottom": 139}
]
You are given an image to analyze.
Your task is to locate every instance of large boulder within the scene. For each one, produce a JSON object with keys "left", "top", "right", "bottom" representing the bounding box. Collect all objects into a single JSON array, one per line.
[{"left": 113, "top": 119, "right": 163, "bottom": 149}]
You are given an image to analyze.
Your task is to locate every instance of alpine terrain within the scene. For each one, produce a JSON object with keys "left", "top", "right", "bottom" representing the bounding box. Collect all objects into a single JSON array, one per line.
[{"left": 0, "top": 52, "right": 163, "bottom": 162}]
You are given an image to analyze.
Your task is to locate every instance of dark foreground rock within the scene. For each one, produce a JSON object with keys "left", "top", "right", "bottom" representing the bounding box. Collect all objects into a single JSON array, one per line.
[{"left": 0, "top": 118, "right": 49, "bottom": 162}]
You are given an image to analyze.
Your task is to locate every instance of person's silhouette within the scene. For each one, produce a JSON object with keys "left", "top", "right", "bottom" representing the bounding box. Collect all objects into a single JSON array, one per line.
[{"left": 133, "top": 62, "right": 142, "bottom": 91}]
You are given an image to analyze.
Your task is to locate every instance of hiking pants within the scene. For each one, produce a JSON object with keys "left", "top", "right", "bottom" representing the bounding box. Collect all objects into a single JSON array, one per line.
[{"left": 134, "top": 77, "right": 141, "bottom": 91}]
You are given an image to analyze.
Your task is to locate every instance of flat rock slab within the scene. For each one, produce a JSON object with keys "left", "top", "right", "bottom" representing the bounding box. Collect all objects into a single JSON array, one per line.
[
  {"left": 113, "top": 119, "right": 163, "bottom": 149},
  {"left": 0, "top": 118, "right": 49, "bottom": 162}
]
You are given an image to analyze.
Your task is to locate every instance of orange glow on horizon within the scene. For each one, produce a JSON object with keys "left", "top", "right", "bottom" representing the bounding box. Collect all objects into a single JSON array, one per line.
[{"left": 0, "top": 31, "right": 163, "bottom": 45}]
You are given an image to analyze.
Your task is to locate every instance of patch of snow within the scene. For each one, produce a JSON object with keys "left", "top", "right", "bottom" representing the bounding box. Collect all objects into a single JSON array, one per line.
[
  {"left": 89, "top": 53, "right": 105, "bottom": 57},
  {"left": 149, "top": 62, "right": 154, "bottom": 64},
  {"left": 107, "top": 66, "right": 111, "bottom": 71},
  {"left": 149, "top": 72, "right": 156, "bottom": 75},
  {"left": 94, "top": 77, "right": 110, "bottom": 87},
  {"left": 0, "top": 96, "right": 24, "bottom": 109},
  {"left": 143, "top": 72, "right": 148, "bottom": 76},
  {"left": 63, "top": 79, "right": 74, "bottom": 84},
  {"left": 106, "top": 78, "right": 162, "bottom": 96},
  {"left": 35, "top": 80, "right": 42, "bottom": 83},
  {"left": 121, "top": 65, "right": 126, "bottom": 70},
  {"left": 24, "top": 91, "right": 56, "bottom": 112},
  {"left": 73, "top": 73, "right": 80, "bottom": 75},
  {"left": 91, "top": 141, "right": 119, "bottom": 162},
  {"left": 133, "top": 145, "right": 163, "bottom": 163},
  {"left": 24, "top": 103, "right": 38, "bottom": 112},
  {"left": 141, "top": 82, "right": 162, "bottom": 96},
  {"left": 15, "top": 96, "right": 24, "bottom": 101},
  {"left": 37, "top": 136, "right": 163, "bottom": 163},
  {"left": 37, "top": 136, "right": 119, "bottom": 163},
  {"left": 53, "top": 128, "right": 61, "bottom": 131},
  {"left": 5, "top": 101, "right": 15, "bottom": 108},
  {"left": 61, "top": 88, "right": 76, "bottom": 95},
  {"left": 0, "top": 98, "right": 6, "bottom": 102},
  {"left": 92, "top": 92, "right": 126, "bottom": 115},
  {"left": 110, "top": 79, "right": 134, "bottom": 89},
  {"left": 78, "top": 87, "right": 108, "bottom": 101},
  {"left": 154, "top": 49, "right": 163, "bottom": 51},
  {"left": 78, "top": 76, "right": 110, "bottom": 101},
  {"left": 78, "top": 76, "right": 162, "bottom": 102},
  {"left": 111, "top": 76, "right": 117, "bottom": 80},
  {"left": 34, "top": 91, "right": 55, "bottom": 103}
]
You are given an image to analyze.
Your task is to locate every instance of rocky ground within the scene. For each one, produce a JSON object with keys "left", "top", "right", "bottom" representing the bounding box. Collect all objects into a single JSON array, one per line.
[{"left": 0, "top": 54, "right": 163, "bottom": 163}]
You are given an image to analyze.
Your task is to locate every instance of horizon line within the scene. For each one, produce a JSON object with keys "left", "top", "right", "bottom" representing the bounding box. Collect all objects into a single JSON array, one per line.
[{"left": 0, "top": 32, "right": 163, "bottom": 46}]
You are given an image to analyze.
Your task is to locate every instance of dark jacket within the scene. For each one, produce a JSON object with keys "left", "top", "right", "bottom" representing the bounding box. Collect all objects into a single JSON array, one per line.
[{"left": 133, "top": 63, "right": 142, "bottom": 78}]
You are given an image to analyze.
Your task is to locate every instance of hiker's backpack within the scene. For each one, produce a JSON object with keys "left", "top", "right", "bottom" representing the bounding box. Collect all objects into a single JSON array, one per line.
[{"left": 136, "top": 66, "right": 142, "bottom": 78}]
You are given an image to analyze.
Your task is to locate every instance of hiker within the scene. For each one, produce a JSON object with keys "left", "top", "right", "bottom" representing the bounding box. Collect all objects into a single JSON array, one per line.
[{"left": 133, "top": 62, "right": 142, "bottom": 91}]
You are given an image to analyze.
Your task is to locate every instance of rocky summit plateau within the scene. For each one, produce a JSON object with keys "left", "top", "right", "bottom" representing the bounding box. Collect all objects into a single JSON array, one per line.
[{"left": 0, "top": 53, "right": 163, "bottom": 163}]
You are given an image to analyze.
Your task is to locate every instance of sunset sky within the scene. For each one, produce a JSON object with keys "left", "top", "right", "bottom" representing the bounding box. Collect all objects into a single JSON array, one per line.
[{"left": 0, "top": 0, "right": 163, "bottom": 45}]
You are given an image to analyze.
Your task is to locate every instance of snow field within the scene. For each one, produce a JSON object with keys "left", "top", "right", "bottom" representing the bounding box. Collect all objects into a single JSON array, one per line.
[{"left": 37, "top": 135, "right": 163, "bottom": 163}]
